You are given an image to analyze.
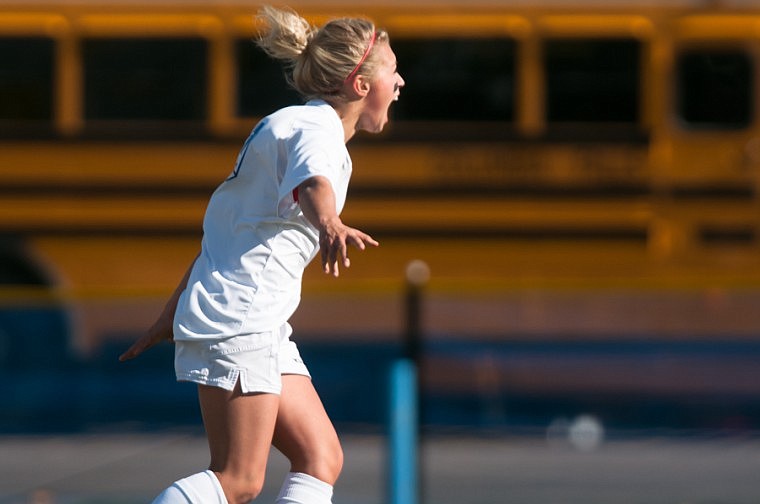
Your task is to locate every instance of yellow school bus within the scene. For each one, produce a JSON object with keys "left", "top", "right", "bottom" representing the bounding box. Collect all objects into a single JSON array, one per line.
[{"left": 1, "top": 0, "right": 759, "bottom": 359}]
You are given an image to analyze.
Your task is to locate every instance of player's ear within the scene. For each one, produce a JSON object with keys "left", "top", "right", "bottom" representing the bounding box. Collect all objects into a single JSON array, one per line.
[{"left": 352, "top": 74, "right": 371, "bottom": 97}]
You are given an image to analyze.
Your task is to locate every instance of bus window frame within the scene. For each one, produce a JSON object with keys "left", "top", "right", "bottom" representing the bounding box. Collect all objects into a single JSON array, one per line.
[
  {"left": 541, "top": 36, "right": 646, "bottom": 140},
  {"left": 383, "top": 13, "right": 530, "bottom": 142},
  {"left": 664, "top": 15, "right": 760, "bottom": 194},
  {"left": 535, "top": 15, "right": 654, "bottom": 143},
  {"left": 381, "top": 35, "right": 520, "bottom": 142},
  {"left": 76, "top": 13, "right": 223, "bottom": 138},
  {"left": 0, "top": 13, "right": 68, "bottom": 138},
  {"left": 0, "top": 36, "right": 56, "bottom": 137},
  {"left": 674, "top": 43, "right": 755, "bottom": 131},
  {"left": 671, "top": 15, "right": 760, "bottom": 134}
]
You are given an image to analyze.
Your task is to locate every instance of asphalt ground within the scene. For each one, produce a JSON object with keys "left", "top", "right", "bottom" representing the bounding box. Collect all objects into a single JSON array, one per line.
[{"left": 2, "top": 431, "right": 759, "bottom": 504}]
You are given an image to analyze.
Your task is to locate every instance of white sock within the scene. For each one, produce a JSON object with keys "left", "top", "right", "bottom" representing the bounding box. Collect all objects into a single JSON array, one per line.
[
  {"left": 275, "top": 472, "right": 333, "bottom": 504},
  {"left": 151, "top": 470, "right": 227, "bottom": 504}
]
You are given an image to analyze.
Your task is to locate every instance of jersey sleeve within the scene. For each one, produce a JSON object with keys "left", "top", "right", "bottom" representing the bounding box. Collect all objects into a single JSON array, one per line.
[{"left": 278, "top": 128, "right": 341, "bottom": 207}]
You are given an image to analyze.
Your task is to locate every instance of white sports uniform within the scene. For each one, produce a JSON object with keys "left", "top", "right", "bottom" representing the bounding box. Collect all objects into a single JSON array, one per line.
[{"left": 173, "top": 99, "right": 351, "bottom": 394}]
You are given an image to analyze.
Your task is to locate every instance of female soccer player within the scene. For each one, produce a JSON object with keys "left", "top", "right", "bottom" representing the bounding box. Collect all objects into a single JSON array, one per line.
[{"left": 119, "top": 6, "right": 404, "bottom": 503}]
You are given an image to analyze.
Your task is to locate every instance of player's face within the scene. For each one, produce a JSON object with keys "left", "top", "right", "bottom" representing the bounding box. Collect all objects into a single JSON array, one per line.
[{"left": 358, "top": 43, "right": 404, "bottom": 134}]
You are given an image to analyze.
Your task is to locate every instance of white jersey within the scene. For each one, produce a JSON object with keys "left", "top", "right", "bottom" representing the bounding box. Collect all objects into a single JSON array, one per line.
[{"left": 174, "top": 100, "right": 351, "bottom": 340}]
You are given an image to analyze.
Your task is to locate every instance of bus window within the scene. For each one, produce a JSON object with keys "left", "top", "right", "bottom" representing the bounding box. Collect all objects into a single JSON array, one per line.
[
  {"left": 390, "top": 37, "right": 516, "bottom": 123},
  {"left": 545, "top": 38, "right": 640, "bottom": 125},
  {"left": 83, "top": 38, "right": 207, "bottom": 130},
  {"left": 0, "top": 37, "right": 54, "bottom": 136},
  {"left": 677, "top": 50, "right": 752, "bottom": 129},
  {"left": 236, "top": 38, "right": 303, "bottom": 117}
]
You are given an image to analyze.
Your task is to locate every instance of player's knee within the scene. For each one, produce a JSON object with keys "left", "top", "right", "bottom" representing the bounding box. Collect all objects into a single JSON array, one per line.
[
  {"left": 290, "top": 438, "right": 343, "bottom": 484},
  {"left": 317, "top": 437, "right": 344, "bottom": 483},
  {"left": 227, "top": 484, "right": 264, "bottom": 504},
  {"left": 218, "top": 472, "right": 266, "bottom": 504},
  {"left": 324, "top": 440, "right": 344, "bottom": 481}
]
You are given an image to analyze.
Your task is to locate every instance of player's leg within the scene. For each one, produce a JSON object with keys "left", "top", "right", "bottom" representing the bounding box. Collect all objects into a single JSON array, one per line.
[
  {"left": 151, "top": 469, "right": 226, "bottom": 503},
  {"left": 271, "top": 374, "right": 343, "bottom": 503},
  {"left": 199, "top": 381, "right": 281, "bottom": 504},
  {"left": 151, "top": 380, "right": 276, "bottom": 504}
]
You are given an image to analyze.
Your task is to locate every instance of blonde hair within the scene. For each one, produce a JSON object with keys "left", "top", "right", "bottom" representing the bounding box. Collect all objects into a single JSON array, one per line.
[{"left": 255, "top": 6, "right": 389, "bottom": 100}]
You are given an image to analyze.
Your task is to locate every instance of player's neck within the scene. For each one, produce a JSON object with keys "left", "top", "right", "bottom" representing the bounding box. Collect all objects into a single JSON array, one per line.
[{"left": 334, "top": 102, "right": 362, "bottom": 144}]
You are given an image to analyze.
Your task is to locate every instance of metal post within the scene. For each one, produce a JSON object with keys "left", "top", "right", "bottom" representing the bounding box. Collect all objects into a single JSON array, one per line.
[
  {"left": 404, "top": 260, "right": 429, "bottom": 362},
  {"left": 388, "top": 260, "right": 429, "bottom": 504}
]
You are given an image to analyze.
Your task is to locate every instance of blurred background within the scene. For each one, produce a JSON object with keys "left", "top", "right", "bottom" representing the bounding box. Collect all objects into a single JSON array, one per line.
[{"left": 1, "top": 0, "right": 760, "bottom": 502}]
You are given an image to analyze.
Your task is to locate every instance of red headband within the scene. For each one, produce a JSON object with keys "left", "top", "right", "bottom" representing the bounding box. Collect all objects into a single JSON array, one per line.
[{"left": 344, "top": 31, "right": 376, "bottom": 83}]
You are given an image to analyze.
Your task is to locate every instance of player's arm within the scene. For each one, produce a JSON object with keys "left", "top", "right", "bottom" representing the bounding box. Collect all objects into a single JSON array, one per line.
[
  {"left": 297, "top": 176, "right": 378, "bottom": 277},
  {"left": 118, "top": 253, "right": 199, "bottom": 361}
]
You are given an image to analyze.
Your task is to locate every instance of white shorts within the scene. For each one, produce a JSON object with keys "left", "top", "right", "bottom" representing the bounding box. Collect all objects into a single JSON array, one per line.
[{"left": 174, "top": 322, "right": 310, "bottom": 395}]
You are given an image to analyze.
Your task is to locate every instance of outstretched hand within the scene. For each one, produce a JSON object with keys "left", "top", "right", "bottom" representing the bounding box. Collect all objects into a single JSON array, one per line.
[
  {"left": 319, "top": 217, "right": 379, "bottom": 277},
  {"left": 119, "top": 254, "right": 197, "bottom": 362},
  {"left": 296, "top": 176, "right": 379, "bottom": 277},
  {"left": 119, "top": 314, "right": 174, "bottom": 361}
]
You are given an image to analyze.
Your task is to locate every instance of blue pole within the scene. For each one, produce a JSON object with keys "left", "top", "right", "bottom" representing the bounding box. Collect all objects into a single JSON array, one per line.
[{"left": 389, "top": 358, "right": 418, "bottom": 504}]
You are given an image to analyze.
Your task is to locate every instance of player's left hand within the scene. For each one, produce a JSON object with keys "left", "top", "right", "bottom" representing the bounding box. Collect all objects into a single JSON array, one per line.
[{"left": 319, "top": 217, "right": 379, "bottom": 277}]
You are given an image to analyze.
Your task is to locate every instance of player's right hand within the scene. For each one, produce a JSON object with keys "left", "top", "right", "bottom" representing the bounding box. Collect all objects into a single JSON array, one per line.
[{"left": 118, "top": 315, "right": 174, "bottom": 361}]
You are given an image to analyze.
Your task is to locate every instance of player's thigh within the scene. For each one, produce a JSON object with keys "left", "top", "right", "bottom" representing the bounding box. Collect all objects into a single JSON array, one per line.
[
  {"left": 272, "top": 374, "right": 343, "bottom": 483},
  {"left": 199, "top": 382, "right": 280, "bottom": 477}
]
